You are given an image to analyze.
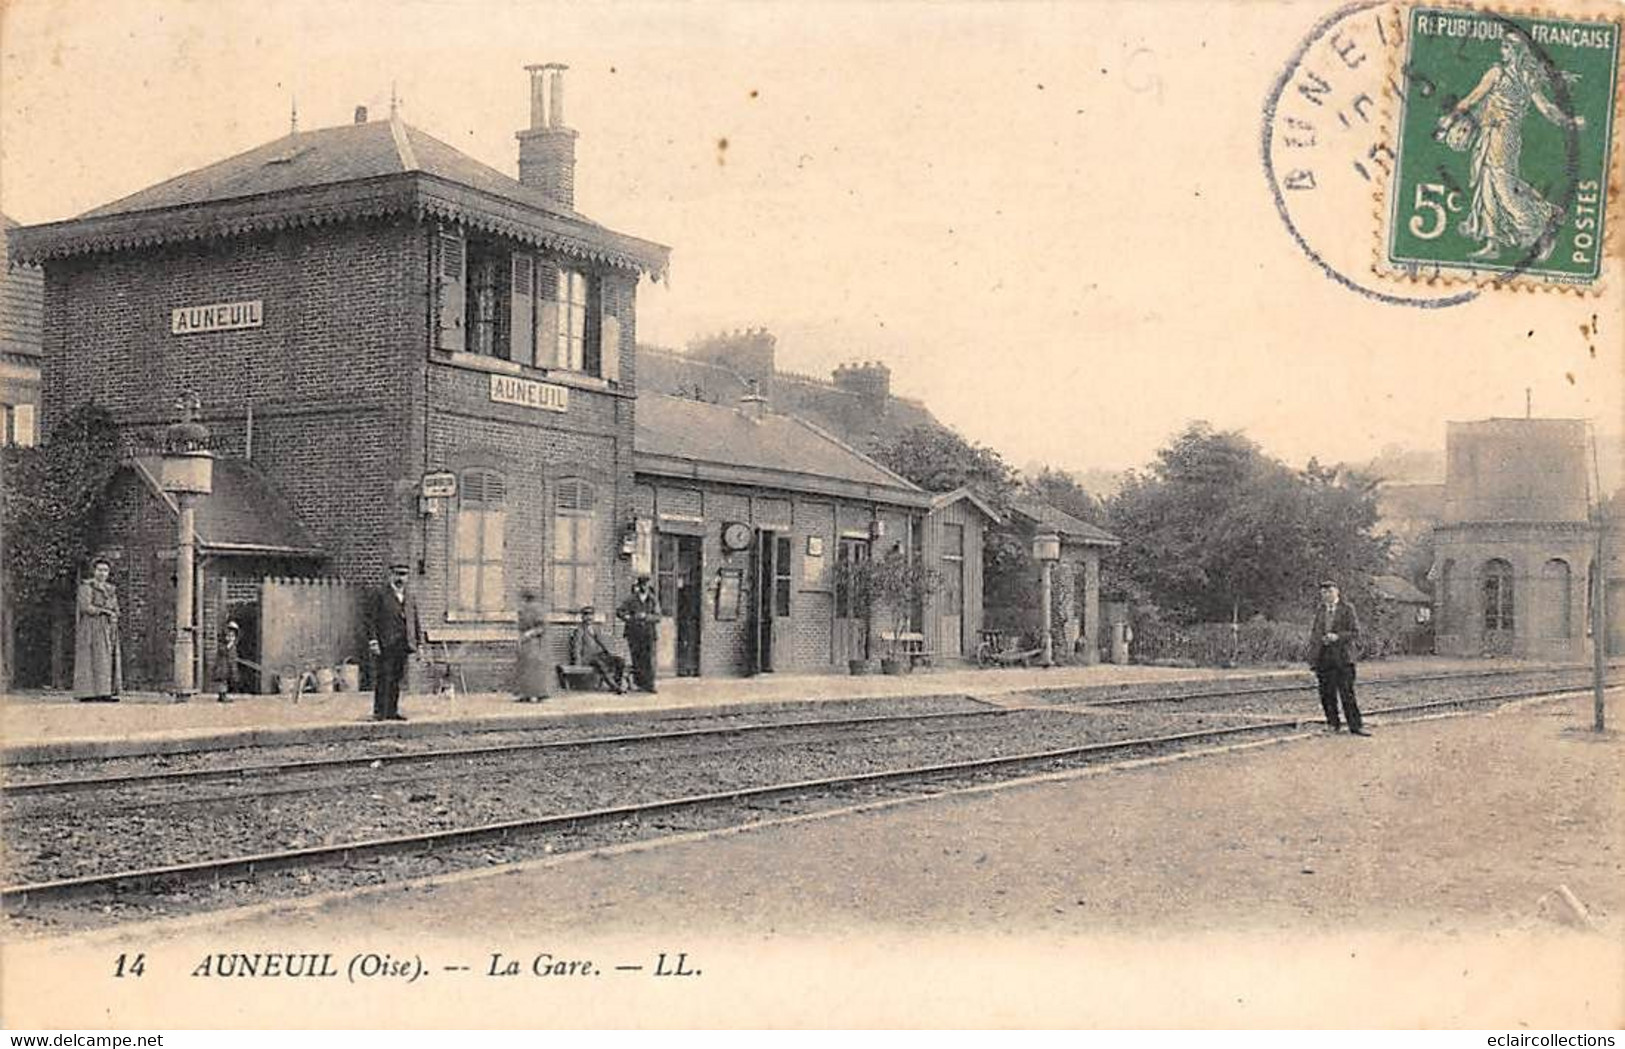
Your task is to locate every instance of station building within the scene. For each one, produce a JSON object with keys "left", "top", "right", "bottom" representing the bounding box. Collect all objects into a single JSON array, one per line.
[
  {"left": 13, "top": 69, "right": 666, "bottom": 690},
  {"left": 11, "top": 68, "right": 979, "bottom": 691}
]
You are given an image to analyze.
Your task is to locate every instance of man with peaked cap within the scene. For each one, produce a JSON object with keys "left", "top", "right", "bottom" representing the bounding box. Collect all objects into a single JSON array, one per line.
[
  {"left": 1307, "top": 580, "right": 1367, "bottom": 735},
  {"left": 366, "top": 561, "right": 422, "bottom": 721},
  {"left": 616, "top": 574, "right": 662, "bottom": 693}
]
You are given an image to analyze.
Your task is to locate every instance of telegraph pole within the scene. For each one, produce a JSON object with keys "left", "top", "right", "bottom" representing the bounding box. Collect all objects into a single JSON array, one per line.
[{"left": 1591, "top": 430, "right": 1608, "bottom": 732}]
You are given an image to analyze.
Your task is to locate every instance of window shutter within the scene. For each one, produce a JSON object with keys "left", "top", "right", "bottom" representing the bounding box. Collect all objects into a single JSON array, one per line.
[
  {"left": 536, "top": 261, "right": 560, "bottom": 368},
  {"left": 13, "top": 404, "right": 35, "bottom": 448},
  {"left": 510, "top": 254, "right": 535, "bottom": 368},
  {"left": 600, "top": 310, "right": 621, "bottom": 383},
  {"left": 436, "top": 230, "right": 466, "bottom": 353}
]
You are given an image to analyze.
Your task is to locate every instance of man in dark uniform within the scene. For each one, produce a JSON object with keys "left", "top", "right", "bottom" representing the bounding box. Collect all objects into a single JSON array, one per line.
[
  {"left": 1307, "top": 580, "right": 1368, "bottom": 735},
  {"left": 367, "top": 561, "right": 422, "bottom": 721},
  {"left": 616, "top": 574, "right": 662, "bottom": 693}
]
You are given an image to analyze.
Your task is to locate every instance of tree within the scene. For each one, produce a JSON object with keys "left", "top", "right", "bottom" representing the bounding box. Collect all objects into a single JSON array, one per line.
[
  {"left": 871, "top": 424, "right": 1017, "bottom": 504},
  {"left": 1023, "top": 467, "right": 1107, "bottom": 527},
  {"left": 1107, "top": 422, "right": 1389, "bottom": 623}
]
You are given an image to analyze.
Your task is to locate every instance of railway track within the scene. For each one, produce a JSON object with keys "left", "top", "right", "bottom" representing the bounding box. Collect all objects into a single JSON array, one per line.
[
  {"left": 5, "top": 664, "right": 1606, "bottom": 797},
  {"left": 3, "top": 678, "right": 1610, "bottom": 913}
]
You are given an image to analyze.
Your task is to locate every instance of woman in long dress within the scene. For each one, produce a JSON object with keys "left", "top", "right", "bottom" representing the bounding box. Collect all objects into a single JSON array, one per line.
[
  {"left": 1440, "top": 34, "right": 1585, "bottom": 260},
  {"left": 513, "top": 589, "right": 551, "bottom": 703},
  {"left": 73, "top": 557, "right": 123, "bottom": 702}
]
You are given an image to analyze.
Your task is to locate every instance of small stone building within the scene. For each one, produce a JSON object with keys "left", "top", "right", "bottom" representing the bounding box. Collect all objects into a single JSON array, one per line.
[{"left": 1431, "top": 419, "right": 1610, "bottom": 659}]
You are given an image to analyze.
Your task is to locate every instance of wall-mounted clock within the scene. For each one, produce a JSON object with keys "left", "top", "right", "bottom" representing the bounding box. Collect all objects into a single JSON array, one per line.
[{"left": 722, "top": 521, "right": 752, "bottom": 552}]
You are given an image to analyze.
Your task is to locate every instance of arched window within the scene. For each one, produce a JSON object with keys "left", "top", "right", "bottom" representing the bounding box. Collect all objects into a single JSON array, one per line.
[
  {"left": 552, "top": 479, "right": 598, "bottom": 612},
  {"left": 1541, "top": 559, "right": 1572, "bottom": 638},
  {"left": 1482, "top": 559, "right": 1515, "bottom": 633},
  {"left": 454, "top": 469, "right": 506, "bottom": 615}
]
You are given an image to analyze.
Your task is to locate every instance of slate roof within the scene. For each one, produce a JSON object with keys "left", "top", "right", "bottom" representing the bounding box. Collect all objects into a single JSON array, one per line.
[
  {"left": 132, "top": 457, "right": 324, "bottom": 555},
  {"left": 11, "top": 117, "right": 668, "bottom": 275},
  {"left": 634, "top": 394, "right": 930, "bottom": 507},
  {"left": 1007, "top": 497, "right": 1121, "bottom": 546},
  {"left": 635, "top": 344, "right": 945, "bottom": 452},
  {"left": 1, "top": 216, "right": 44, "bottom": 360}
]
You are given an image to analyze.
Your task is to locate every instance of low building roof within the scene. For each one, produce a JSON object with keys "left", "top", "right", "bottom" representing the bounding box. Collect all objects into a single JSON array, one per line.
[
  {"left": 634, "top": 394, "right": 930, "bottom": 508},
  {"left": 132, "top": 457, "right": 325, "bottom": 556},
  {"left": 929, "top": 487, "right": 1002, "bottom": 522},
  {"left": 1, "top": 216, "right": 44, "bottom": 361},
  {"left": 1007, "top": 497, "right": 1121, "bottom": 547},
  {"left": 10, "top": 117, "right": 669, "bottom": 276},
  {"left": 1371, "top": 574, "right": 1431, "bottom": 604}
]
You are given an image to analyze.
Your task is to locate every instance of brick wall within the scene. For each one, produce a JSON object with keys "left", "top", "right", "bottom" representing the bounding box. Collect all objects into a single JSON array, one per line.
[{"left": 40, "top": 218, "right": 427, "bottom": 587}]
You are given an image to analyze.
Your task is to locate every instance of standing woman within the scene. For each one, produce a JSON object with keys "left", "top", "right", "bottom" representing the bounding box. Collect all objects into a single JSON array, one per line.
[
  {"left": 73, "top": 557, "right": 123, "bottom": 703},
  {"left": 513, "top": 589, "right": 551, "bottom": 703}
]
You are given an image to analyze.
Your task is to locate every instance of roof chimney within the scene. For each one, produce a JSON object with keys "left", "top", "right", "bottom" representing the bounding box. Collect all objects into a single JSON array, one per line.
[
  {"left": 517, "top": 63, "right": 577, "bottom": 210},
  {"left": 739, "top": 378, "right": 769, "bottom": 421},
  {"left": 354, "top": 105, "right": 369, "bottom": 124}
]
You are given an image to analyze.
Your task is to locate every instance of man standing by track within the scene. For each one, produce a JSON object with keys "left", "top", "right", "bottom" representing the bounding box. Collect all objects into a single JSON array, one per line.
[
  {"left": 367, "top": 561, "right": 422, "bottom": 722},
  {"left": 1308, "top": 580, "right": 1368, "bottom": 736}
]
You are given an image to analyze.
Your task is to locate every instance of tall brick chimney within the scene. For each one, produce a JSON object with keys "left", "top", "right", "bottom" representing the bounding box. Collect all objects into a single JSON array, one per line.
[{"left": 517, "top": 63, "right": 577, "bottom": 210}]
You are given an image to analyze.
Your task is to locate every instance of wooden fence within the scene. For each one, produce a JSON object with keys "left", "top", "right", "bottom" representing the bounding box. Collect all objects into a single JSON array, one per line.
[{"left": 258, "top": 577, "right": 366, "bottom": 693}]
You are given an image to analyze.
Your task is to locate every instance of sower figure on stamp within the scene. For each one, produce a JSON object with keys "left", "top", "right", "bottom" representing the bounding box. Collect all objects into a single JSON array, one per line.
[
  {"left": 616, "top": 574, "right": 662, "bottom": 694},
  {"left": 1307, "top": 580, "right": 1367, "bottom": 736},
  {"left": 367, "top": 561, "right": 422, "bottom": 722}
]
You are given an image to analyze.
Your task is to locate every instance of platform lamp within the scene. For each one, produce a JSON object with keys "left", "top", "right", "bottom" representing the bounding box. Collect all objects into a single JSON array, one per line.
[
  {"left": 159, "top": 392, "right": 213, "bottom": 699},
  {"left": 1033, "top": 530, "right": 1062, "bottom": 668}
]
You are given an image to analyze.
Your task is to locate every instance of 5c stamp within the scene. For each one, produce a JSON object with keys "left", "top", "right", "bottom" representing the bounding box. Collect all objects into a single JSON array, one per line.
[{"left": 1382, "top": 5, "right": 1621, "bottom": 289}]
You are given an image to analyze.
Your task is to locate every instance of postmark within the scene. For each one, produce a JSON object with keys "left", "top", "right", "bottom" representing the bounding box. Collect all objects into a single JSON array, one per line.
[
  {"left": 1379, "top": 4, "right": 1621, "bottom": 289},
  {"left": 1263, "top": 1, "right": 1479, "bottom": 308}
]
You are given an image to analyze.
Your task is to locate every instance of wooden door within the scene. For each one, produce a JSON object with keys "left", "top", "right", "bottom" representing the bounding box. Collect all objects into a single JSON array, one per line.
[{"left": 834, "top": 537, "right": 871, "bottom": 663}]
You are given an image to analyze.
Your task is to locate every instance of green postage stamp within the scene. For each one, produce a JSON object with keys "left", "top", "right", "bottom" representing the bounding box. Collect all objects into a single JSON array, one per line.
[{"left": 1383, "top": 4, "right": 1621, "bottom": 288}]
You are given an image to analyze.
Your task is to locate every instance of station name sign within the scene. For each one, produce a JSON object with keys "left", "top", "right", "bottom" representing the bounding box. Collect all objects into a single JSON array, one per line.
[
  {"left": 490, "top": 374, "right": 569, "bottom": 413},
  {"left": 172, "top": 300, "right": 264, "bottom": 335}
]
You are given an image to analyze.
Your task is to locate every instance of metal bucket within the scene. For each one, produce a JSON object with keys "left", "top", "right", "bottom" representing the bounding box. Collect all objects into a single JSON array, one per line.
[
  {"left": 337, "top": 663, "right": 361, "bottom": 692},
  {"left": 313, "top": 666, "right": 336, "bottom": 693}
]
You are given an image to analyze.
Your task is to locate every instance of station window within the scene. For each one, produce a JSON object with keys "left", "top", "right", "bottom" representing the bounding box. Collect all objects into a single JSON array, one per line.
[
  {"left": 1, "top": 403, "right": 36, "bottom": 448},
  {"left": 551, "top": 267, "right": 600, "bottom": 374},
  {"left": 552, "top": 479, "right": 598, "bottom": 612},
  {"left": 774, "top": 535, "right": 792, "bottom": 617},
  {"left": 1483, "top": 558, "right": 1515, "bottom": 632},
  {"left": 454, "top": 470, "right": 507, "bottom": 615},
  {"left": 465, "top": 241, "right": 511, "bottom": 360}
]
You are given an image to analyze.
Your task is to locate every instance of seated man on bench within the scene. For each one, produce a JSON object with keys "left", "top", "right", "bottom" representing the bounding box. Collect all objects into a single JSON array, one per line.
[{"left": 561, "top": 607, "right": 629, "bottom": 693}]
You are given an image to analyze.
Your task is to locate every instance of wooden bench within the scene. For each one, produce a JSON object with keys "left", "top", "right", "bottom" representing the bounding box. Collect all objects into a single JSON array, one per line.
[
  {"left": 881, "top": 631, "right": 934, "bottom": 670},
  {"left": 555, "top": 664, "right": 604, "bottom": 691}
]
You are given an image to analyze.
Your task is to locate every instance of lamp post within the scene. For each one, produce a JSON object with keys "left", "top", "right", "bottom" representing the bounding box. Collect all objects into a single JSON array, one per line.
[
  {"left": 1033, "top": 530, "right": 1062, "bottom": 668},
  {"left": 159, "top": 393, "right": 213, "bottom": 699}
]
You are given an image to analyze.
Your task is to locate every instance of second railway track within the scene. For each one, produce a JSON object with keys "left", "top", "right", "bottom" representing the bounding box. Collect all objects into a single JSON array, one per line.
[{"left": 5, "top": 675, "right": 1613, "bottom": 927}]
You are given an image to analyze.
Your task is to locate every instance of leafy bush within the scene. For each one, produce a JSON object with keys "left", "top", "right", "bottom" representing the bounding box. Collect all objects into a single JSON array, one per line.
[{"left": 1132, "top": 618, "right": 1310, "bottom": 666}]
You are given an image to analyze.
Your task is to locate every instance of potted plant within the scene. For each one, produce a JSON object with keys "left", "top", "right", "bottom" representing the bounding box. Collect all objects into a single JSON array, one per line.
[
  {"left": 834, "top": 556, "right": 876, "bottom": 675},
  {"left": 867, "top": 548, "right": 940, "bottom": 675}
]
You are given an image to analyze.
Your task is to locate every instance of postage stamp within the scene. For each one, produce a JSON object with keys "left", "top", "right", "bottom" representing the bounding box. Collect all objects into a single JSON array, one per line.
[{"left": 1379, "top": 3, "right": 1621, "bottom": 289}]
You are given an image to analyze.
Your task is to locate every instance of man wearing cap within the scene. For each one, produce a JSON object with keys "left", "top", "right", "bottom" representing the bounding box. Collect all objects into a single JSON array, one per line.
[
  {"left": 1307, "top": 580, "right": 1367, "bottom": 735},
  {"left": 367, "top": 561, "right": 422, "bottom": 721},
  {"left": 616, "top": 574, "right": 662, "bottom": 693}
]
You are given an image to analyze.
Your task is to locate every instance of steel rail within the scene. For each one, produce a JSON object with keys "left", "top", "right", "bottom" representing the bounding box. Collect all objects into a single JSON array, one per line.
[
  {"left": 2, "top": 682, "right": 1607, "bottom": 910},
  {"left": 5, "top": 666, "right": 1608, "bottom": 797}
]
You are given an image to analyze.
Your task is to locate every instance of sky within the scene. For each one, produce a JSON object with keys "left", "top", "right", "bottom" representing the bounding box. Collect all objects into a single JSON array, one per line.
[{"left": 3, "top": 0, "right": 1620, "bottom": 482}]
